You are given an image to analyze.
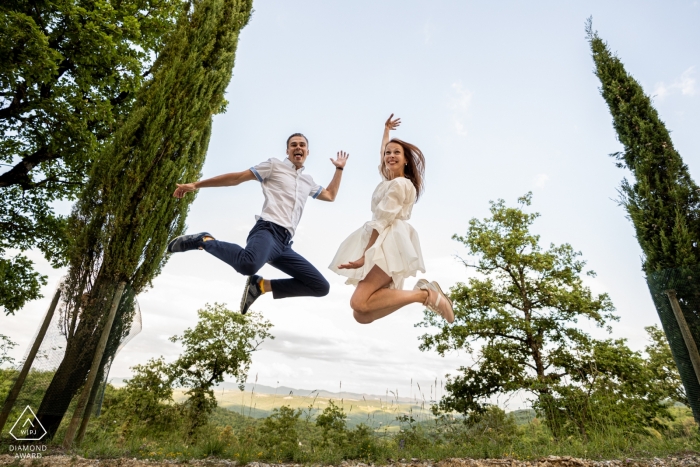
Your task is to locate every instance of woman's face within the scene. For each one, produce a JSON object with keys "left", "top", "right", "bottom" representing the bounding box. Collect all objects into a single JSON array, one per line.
[{"left": 384, "top": 142, "right": 406, "bottom": 177}]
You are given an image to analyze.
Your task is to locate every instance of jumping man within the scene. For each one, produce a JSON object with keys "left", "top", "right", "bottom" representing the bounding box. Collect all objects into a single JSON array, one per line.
[{"left": 170, "top": 133, "right": 348, "bottom": 313}]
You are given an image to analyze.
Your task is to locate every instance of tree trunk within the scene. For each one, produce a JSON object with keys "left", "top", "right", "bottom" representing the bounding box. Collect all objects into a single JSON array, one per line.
[{"left": 37, "top": 281, "right": 134, "bottom": 438}]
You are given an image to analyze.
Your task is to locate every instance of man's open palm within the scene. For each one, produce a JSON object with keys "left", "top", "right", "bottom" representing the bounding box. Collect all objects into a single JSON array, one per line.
[{"left": 330, "top": 151, "right": 349, "bottom": 169}]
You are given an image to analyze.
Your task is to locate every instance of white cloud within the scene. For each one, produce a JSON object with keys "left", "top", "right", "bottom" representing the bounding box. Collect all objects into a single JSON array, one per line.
[
  {"left": 653, "top": 67, "right": 696, "bottom": 99},
  {"left": 450, "top": 82, "right": 473, "bottom": 111},
  {"left": 449, "top": 82, "right": 473, "bottom": 136},
  {"left": 534, "top": 173, "right": 549, "bottom": 189}
]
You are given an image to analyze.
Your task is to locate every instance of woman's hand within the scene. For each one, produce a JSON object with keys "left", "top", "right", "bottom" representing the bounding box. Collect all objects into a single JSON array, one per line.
[
  {"left": 385, "top": 114, "right": 401, "bottom": 131},
  {"left": 339, "top": 256, "right": 365, "bottom": 269},
  {"left": 173, "top": 183, "right": 197, "bottom": 198}
]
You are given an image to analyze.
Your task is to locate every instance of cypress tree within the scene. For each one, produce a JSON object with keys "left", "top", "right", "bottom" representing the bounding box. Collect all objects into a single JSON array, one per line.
[
  {"left": 587, "top": 20, "right": 700, "bottom": 272},
  {"left": 587, "top": 20, "right": 700, "bottom": 420},
  {"left": 35, "top": 0, "right": 253, "bottom": 438}
]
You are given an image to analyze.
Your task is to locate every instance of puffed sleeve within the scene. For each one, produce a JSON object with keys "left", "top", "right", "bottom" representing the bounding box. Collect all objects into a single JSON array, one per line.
[
  {"left": 307, "top": 176, "right": 323, "bottom": 199},
  {"left": 250, "top": 158, "right": 274, "bottom": 182},
  {"left": 365, "top": 178, "right": 415, "bottom": 234}
]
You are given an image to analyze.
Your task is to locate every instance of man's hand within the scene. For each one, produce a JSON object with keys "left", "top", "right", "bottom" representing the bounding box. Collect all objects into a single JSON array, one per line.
[
  {"left": 173, "top": 183, "right": 196, "bottom": 199},
  {"left": 338, "top": 256, "right": 365, "bottom": 269},
  {"left": 385, "top": 114, "right": 401, "bottom": 131},
  {"left": 330, "top": 151, "right": 349, "bottom": 169}
]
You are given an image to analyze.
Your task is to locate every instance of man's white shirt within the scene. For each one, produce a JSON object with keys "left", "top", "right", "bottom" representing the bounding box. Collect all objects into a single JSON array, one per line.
[{"left": 250, "top": 157, "right": 323, "bottom": 237}]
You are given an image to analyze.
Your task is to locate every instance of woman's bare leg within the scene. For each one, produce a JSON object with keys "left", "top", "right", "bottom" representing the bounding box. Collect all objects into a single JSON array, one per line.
[{"left": 351, "top": 266, "right": 428, "bottom": 324}]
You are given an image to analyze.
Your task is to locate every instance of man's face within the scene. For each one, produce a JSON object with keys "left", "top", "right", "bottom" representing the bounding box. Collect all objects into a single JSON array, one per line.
[{"left": 286, "top": 136, "right": 309, "bottom": 168}]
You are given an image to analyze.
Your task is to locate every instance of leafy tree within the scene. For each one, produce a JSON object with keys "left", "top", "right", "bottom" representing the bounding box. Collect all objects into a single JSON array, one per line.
[
  {"left": 98, "top": 357, "right": 180, "bottom": 439},
  {"left": 121, "top": 357, "right": 175, "bottom": 421},
  {"left": 645, "top": 325, "right": 688, "bottom": 406},
  {"left": 0, "top": 334, "right": 17, "bottom": 367},
  {"left": 169, "top": 305, "right": 273, "bottom": 433},
  {"left": 0, "top": 254, "right": 46, "bottom": 315},
  {"left": 97, "top": 304, "right": 270, "bottom": 438},
  {"left": 0, "top": 0, "right": 182, "bottom": 314},
  {"left": 535, "top": 338, "right": 672, "bottom": 438},
  {"left": 418, "top": 194, "right": 670, "bottom": 436},
  {"left": 36, "top": 0, "right": 253, "bottom": 438}
]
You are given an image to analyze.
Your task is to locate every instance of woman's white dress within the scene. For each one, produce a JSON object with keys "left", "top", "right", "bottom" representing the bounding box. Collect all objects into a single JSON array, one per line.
[{"left": 329, "top": 177, "right": 425, "bottom": 290}]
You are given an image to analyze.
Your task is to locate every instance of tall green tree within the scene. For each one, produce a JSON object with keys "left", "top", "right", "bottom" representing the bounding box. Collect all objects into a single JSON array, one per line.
[
  {"left": 170, "top": 305, "right": 272, "bottom": 434},
  {"left": 419, "top": 194, "right": 671, "bottom": 437},
  {"left": 587, "top": 20, "right": 700, "bottom": 421},
  {"left": 0, "top": 0, "right": 181, "bottom": 314},
  {"left": 102, "top": 306, "right": 271, "bottom": 436},
  {"left": 587, "top": 21, "right": 700, "bottom": 274},
  {"left": 35, "top": 0, "right": 253, "bottom": 438}
]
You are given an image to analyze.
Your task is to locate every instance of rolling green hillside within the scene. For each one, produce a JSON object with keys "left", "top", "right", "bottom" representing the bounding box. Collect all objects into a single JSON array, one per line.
[{"left": 172, "top": 388, "right": 433, "bottom": 429}]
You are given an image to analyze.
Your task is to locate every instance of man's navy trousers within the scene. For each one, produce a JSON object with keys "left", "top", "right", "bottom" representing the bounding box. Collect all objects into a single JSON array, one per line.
[{"left": 202, "top": 219, "right": 330, "bottom": 299}]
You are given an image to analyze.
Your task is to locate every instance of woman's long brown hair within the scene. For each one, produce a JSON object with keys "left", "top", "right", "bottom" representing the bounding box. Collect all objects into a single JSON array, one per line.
[{"left": 381, "top": 138, "right": 426, "bottom": 201}]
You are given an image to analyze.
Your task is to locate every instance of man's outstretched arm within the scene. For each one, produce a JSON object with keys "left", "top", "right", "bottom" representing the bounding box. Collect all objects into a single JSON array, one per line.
[
  {"left": 173, "top": 170, "right": 257, "bottom": 198},
  {"left": 317, "top": 151, "right": 349, "bottom": 202}
]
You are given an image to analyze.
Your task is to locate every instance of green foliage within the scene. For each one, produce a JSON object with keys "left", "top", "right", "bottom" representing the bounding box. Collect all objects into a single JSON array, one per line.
[
  {"left": 0, "top": 253, "right": 47, "bottom": 316},
  {"left": 419, "top": 194, "right": 673, "bottom": 437},
  {"left": 257, "top": 405, "right": 302, "bottom": 462},
  {"left": 169, "top": 305, "right": 273, "bottom": 433},
  {"left": 0, "top": 334, "right": 17, "bottom": 367},
  {"left": 316, "top": 400, "right": 349, "bottom": 448},
  {"left": 0, "top": 369, "right": 54, "bottom": 424},
  {"left": 0, "top": 0, "right": 182, "bottom": 313},
  {"left": 645, "top": 325, "right": 688, "bottom": 406},
  {"left": 74, "top": 387, "right": 700, "bottom": 463},
  {"left": 464, "top": 406, "right": 519, "bottom": 444},
  {"left": 37, "top": 0, "right": 253, "bottom": 437},
  {"left": 92, "top": 303, "right": 272, "bottom": 441},
  {"left": 587, "top": 20, "right": 700, "bottom": 425},
  {"left": 587, "top": 20, "right": 700, "bottom": 273},
  {"left": 345, "top": 423, "right": 382, "bottom": 461},
  {"left": 429, "top": 406, "right": 519, "bottom": 455},
  {"left": 535, "top": 338, "right": 673, "bottom": 439},
  {"left": 118, "top": 358, "right": 177, "bottom": 425}
]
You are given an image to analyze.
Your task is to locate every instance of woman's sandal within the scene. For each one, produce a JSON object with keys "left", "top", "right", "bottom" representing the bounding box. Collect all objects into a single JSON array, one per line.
[{"left": 414, "top": 279, "right": 455, "bottom": 323}]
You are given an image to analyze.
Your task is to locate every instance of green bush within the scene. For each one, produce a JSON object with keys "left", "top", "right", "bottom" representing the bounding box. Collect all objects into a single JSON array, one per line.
[
  {"left": 316, "top": 400, "right": 348, "bottom": 448},
  {"left": 257, "top": 405, "right": 302, "bottom": 462},
  {"left": 346, "top": 423, "right": 382, "bottom": 461}
]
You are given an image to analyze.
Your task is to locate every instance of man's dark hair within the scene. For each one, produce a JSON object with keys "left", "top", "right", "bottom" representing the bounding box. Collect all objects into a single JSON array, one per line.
[{"left": 287, "top": 133, "right": 308, "bottom": 148}]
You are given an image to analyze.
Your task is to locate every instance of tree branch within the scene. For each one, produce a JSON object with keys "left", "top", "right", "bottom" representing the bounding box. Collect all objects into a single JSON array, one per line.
[
  {"left": 0, "top": 146, "right": 56, "bottom": 189},
  {"left": 0, "top": 82, "right": 28, "bottom": 120}
]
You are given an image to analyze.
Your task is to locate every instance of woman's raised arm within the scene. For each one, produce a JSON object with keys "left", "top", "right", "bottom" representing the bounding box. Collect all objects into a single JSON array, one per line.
[{"left": 380, "top": 114, "right": 401, "bottom": 156}]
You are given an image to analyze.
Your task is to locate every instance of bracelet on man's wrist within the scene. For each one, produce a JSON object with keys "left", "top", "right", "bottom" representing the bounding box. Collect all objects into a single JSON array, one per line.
[{"left": 336, "top": 167, "right": 344, "bottom": 171}]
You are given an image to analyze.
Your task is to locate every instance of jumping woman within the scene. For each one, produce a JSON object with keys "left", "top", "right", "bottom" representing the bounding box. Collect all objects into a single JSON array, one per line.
[{"left": 329, "top": 115, "right": 454, "bottom": 324}]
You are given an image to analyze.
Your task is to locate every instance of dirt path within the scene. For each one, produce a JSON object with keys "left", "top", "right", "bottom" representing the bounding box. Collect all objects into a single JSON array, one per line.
[{"left": 1, "top": 455, "right": 700, "bottom": 467}]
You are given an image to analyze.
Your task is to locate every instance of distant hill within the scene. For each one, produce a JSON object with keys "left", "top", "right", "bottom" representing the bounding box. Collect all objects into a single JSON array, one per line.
[
  {"left": 109, "top": 378, "right": 420, "bottom": 403},
  {"left": 110, "top": 377, "right": 534, "bottom": 427}
]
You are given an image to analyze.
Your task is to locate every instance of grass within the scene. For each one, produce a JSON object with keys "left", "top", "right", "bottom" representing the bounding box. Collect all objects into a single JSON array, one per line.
[
  {"left": 73, "top": 390, "right": 700, "bottom": 464},
  {"left": 2, "top": 373, "right": 699, "bottom": 464},
  {"left": 67, "top": 407, "right": 700, "bottom": 464}
]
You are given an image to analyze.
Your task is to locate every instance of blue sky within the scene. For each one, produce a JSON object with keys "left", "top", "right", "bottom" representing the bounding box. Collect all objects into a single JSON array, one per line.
[{"left": 4, "top": 1, "right": 700, "bottom": 407}]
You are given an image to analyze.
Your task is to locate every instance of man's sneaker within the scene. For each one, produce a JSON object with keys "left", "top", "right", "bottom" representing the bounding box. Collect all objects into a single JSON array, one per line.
[
  {"left": 240, "top": 275, "right": 263, "bottom": 314},
  {"left": 414, "top": 279, "right": 455, "bottom": 323},
  {"left": 167, "top": 232, "right": 213, "bottom": 253}
]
